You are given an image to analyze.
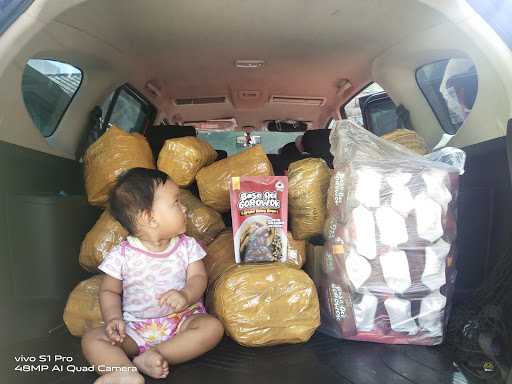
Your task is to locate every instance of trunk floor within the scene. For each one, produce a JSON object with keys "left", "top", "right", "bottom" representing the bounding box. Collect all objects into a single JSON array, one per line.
[{"left": 1, "top": 329, "right": 476, "bottom": 384}]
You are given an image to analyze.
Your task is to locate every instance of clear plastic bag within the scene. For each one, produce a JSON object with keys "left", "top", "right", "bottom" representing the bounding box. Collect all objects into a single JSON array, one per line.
[
  {"left": 425, "top": 147, "right": 466, "bottom": 175},
  {"left": 317, "top": 120, "right": 462, "bottom": 345},
  {"left": 381, "top": 128, "right": 428, "bottom": 155}
]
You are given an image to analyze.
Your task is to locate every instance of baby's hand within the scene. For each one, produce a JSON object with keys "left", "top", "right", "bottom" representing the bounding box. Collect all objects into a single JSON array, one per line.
[
  {"left": 159, "top": 289, "right": 188, "bottom": 313},
  {"left": 105, "top": 318, "right": 126, "bottom": 345}
]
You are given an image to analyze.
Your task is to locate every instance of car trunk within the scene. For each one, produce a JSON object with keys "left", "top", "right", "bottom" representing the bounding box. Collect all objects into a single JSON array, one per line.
[{"left": 1, "top": 128, "right": 511, "bottom": 384}]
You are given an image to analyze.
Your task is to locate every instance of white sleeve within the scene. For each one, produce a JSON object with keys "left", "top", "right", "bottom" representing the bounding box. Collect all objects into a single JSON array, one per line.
[
  {"left": 98, "top": 245, "right": 125, "bottom": 280},
  {"left": 185, "top": 236, "right": 207, "bottom": 265}
]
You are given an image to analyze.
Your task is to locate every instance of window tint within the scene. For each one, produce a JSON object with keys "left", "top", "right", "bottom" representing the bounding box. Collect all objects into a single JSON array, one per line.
[
  {"left": 21, "top": 59, "right": 82, "bottom": 137},
  {"left": 342, "top": 82, "right": 399, "bottom": 136},
  {"left": 108, "top": 89, "right": 147, "bottom": 133},
  {"left": 363, "top": 94, "right": 398, "bottom": 136},
  {"left": 416, "top": 58, "right": 477, "bottom": 135},
  {"left": 343, "top": 83, "right": 385, "bottom": 126},
  {"left": 104, "top": 86, "right": 155, "bottom": 134}
]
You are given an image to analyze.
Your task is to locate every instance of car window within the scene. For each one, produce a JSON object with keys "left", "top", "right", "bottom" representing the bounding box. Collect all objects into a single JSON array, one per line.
[
  {"left": 108, "top": 89, "right": 146, "bottom": 133},
  {"left": 198, "top": 131, "right": 303, "bottom": 155},
  {"left": 21, "top": 58, "right": 83, "bottom": 137},
  {"left": 342, "top": 83, "right": 385, "bottom": 126},
  {"left": 325, "top": 118, "right": 337, "bottom": 130},
  {"left": 342, "top": 82, "right": 399, "bottom": 136},
  {"left": 102, "top": 85, "right": 157, "bottom": 134},
  {"left": 363, "top": 94, "right": 399, "bottom": 136},
  {"left": 416, "top": 58, "right": 477, "bottom": 135}
]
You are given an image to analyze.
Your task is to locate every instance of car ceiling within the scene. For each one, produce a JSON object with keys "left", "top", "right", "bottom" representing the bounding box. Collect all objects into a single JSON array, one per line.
[{"left": 53, "top": 0, "right": 445, "bottom": 128}]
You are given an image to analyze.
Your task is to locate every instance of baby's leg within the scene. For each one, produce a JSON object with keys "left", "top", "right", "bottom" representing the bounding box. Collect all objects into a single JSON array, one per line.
[
  {"left": 158, "top": 314, "right": 224, "bottom": 363},
  {"left": 81, "top": 326, "right": 144, "bottom": 384},
  {"left": 134, "top": 314, "right": 223, "bottom": 375}
]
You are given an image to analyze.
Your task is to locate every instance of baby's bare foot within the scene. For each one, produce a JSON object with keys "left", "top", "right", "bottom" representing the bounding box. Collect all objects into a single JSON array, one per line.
[
  {"left": 94, "top": 370, "right": 144, "bottom": 384},
  {"left": 133, "top": 349, "right": 169, "bottom": 379}
]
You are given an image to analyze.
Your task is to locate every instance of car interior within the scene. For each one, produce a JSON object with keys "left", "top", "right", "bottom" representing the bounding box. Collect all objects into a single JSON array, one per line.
[{"left": 0, "top": 0, "right": 512, "bottom": 383}]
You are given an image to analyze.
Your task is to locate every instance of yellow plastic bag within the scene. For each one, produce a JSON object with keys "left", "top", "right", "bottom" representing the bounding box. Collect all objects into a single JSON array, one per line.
[
  {"left": 204, "top": 230, "right": 236, "bottom": 285},
  {"left": 304, "top": 242, "right": 324, "bottom": 289},
  {"left": 204, "top": 230, "right": 305, "bottom": 285},
  {"left": 63, "top": 275, "right": 104, "bottom": 337},
  {"left": 79, "top": 211, "right": 128, "bottom": 272},
  {"left": 288, "top": 158, "right": 331, "bottom": 240},
  {"left": 196, "top": 145, "right": 273, "bottom": 212},
  {"left": 381, "top": 129, "right": 427, "bottom": 155},
  {"left": 210, "top": 264, "right": 320, "bottom": 347},
  {"left": 84, "top": 125, "right": 155, "bottom": 207},
  {"left": 158, "top": 137, "right": 218, "bottom": 187},
  {"left": 180, "top": 189, "right": 225, "bottom": 246},
  {"left": 286, "top": 232, "right": 306, "bottom": 269}
]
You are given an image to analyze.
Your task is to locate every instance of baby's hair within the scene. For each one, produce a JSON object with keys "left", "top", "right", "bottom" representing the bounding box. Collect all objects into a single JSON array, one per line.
[{"left": 109, "top": 167, "right": 170, "bottom": 235}]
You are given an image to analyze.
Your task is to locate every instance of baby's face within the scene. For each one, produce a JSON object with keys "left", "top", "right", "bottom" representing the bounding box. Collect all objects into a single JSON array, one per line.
[{"left": 151, "top": 180, "right": 187, "bottom": 239}]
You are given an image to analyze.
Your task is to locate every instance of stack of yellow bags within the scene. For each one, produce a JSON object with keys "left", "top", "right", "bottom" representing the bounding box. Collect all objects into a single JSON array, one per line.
[{"left": 65, "top": 129, "right": 321, "bottom": 346}]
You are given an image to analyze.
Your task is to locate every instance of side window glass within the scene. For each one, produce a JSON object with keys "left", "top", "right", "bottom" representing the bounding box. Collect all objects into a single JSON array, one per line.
[
  {"left": 343, "top": 83, "right": 384, "bottom": 126},
  {"left": 363, "top": 94, "right": 399, "bottom": 136},
  {"left": 21, "top": 59, "right": 82, "bottom": 137},
  {"left": 342, "top": 82, "right": 399, "bottom": 136},
  {"left": 103, "top": 86, "right": 156, "bottom": 134},
  {"left": 326, "top": 118, "right": 337, "bottom": 130},
  {"left": 416, "top": 58, "right": 477, "bottom": 135}
]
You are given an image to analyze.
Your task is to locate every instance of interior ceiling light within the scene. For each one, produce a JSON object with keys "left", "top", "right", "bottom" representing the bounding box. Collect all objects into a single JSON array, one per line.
[{"left": 235, "top": 60, "right": 265, "bottom": 69}]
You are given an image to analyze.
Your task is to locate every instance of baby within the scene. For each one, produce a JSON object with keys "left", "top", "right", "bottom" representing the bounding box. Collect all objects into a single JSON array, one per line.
[{"left": 82, "top": 168, "right": 224, "bottom": 384}]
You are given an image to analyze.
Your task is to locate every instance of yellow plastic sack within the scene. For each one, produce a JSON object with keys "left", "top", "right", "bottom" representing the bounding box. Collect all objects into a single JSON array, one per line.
[
  {"left": 204, "top": 230, "right": 305, "bottom": 285},
  {"left": 288, "top": 158, "right": 331, "bottom": 240},
  {"left": 196, "top": 145, "right": 274, "bottom": 212},
  {"left": 79, "top": 211, "right": 128, "bottom": 272},
  {"left": 211, "top": 264, "right": 320, "bottom": 347},
  {"left": 180, "top": 189, "right": 225, "bottom": 246},
  {"left": 381, "top": 128, "right": 428, "bottom": 155},
  {"left": 63, "top": 275, "right": 104, "bottom": 337},
  {"left": 286, "top": 232, "right": 306, "bottom": 269},
  {"left": 304, "top": 242, "right": 324, "bottom": 289},
  {"left": 158, "top": 137, "right": 218, "bottom": 187},
  {"left": 204, "top": 230, "right": 236, "bottom": 285},
  {"left": 84, "top": 125, "right": 155, "bottom": 207}
]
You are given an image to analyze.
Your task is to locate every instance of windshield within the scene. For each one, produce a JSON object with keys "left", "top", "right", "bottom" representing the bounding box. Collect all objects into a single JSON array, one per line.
[{"left": 198, "top": 131, "right": 303, "bottom": 155}]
